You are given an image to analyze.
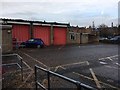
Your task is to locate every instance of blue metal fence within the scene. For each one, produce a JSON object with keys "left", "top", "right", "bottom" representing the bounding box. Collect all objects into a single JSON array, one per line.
[{"left": 35, "top": 65, "right": 95, "bottom": 90}]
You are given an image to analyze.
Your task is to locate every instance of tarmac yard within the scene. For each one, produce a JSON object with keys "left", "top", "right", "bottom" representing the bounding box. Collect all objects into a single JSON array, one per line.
[{"left": 2, "top": 44, "right": 120, "bottom": 89}]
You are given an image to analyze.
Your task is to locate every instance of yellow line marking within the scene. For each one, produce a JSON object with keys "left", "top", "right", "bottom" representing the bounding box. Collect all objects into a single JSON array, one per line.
[
  {"left": 18, "top": 71, "right": 34, "bottom": 88},
  {"left": 22, "top": 61, "right": 33, "bottom": 70},
  {"left": 86, "top": 61, "right": 90, "bottom": 65},
  {"left": 73, "top": 72, "right": 92, "bottom": 80},
  {"left": 54, "top": 66, "right": 66, "bottom": 72},
  {"left": 60, "top": 66, "right": 66, "bottom": 70},
  {"left": 60, "top": 61, "right": 86, "bottom": 67},
  {"left": 51, "top": 61, "right": 119, "bottom": 89},
  {"left": 73, "top": 72, "right": 119, "bottom": 89},
  {"left": 89, "top": 68, "right": 102, "bottom": 88},
  {"left": 50, "top": 60, "right": 119, "bottom": 89},
  {"left": 23, "top": 53, "right": 48, "bottom": 68},
  {"left": 50, "top": 61, "right": 86, "bottom": 69},
  {"left": 54, "top": 66, "right": 60, "bottom": 72}
]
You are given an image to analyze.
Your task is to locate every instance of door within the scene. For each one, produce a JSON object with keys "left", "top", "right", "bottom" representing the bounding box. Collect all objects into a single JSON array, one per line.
[
  {"left": 53, "top": 27, "right": 67, "bottom": 45},
  {"left": 33, "top": 25, "right": 50, "bottom": 46},
  {"left": 12, "top": 24, "right": 30, "bottom": 44}
]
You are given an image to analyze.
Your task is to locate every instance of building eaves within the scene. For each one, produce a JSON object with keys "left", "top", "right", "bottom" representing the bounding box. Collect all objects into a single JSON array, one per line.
[{"left": 1, "top": 18, "right": 70, "bottom": 26}]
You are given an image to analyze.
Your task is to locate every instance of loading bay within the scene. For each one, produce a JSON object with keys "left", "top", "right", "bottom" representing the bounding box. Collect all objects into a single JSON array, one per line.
[{"left": 2, "top": 44, "right": 120, "bottom": 89}]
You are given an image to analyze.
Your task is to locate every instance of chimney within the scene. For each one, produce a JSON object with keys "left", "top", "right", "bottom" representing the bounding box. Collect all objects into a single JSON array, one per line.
[
  {"left": 111, "top": 22, "right": 113, "bottom": 28},
  {"left": 92, "top": 21, "right": 95, "bottom": 30}
]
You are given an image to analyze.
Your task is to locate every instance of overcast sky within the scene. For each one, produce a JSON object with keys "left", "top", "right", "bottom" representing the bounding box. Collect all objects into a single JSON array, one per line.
[{"left": 0, "top": 0, "right": 119, "bottom": 27}]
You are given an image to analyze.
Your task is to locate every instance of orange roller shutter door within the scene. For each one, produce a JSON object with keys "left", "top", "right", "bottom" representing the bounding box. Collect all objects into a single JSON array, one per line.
[
  {"left": 12, "top": 24, "right": 30, "bottom": 44},
  {"left": 53, "top": 27, "right": 67, "bottom": 45},
  {"left": 33, "top": 25, "right": 51, "bottom": 46}
]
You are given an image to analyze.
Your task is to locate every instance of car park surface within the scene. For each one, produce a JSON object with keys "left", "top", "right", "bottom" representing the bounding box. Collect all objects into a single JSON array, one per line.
[{"left": 13, "top": 44, "right": 119, "bottom": 89}]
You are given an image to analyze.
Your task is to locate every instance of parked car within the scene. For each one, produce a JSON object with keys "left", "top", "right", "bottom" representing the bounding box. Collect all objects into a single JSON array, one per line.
[
  {"left": 20, "top": 38, "right": 44, "bottom": 48},
  {"left": 99, "top": 37, "right": 108, "bottom": 41},
  {"left": 110, "top": 36, "right": 120, "bottom": 44}
]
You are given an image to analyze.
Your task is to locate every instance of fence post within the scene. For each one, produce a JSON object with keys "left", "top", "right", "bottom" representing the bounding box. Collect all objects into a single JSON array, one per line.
[
  {"left": 20, "top": 58, "right": 23, "bottom": 81},
  {"left": 35, "top": 66, "right": 38, "bottom": 90},
  {"left": 76, "top": 81, "right": 81, "bottom": 90},
  {"left": 47, "top": 70, "right": 50, "bottom": 90}
]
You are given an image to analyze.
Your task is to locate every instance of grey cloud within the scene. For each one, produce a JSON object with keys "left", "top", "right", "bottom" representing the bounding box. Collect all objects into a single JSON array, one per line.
[{"left": 1, "top": 1, "right": 118, "bottom": 26}]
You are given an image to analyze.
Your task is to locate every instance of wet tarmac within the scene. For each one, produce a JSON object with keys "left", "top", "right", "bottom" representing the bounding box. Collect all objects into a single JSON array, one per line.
[{"left": 3, "top": 44, "right": 120, "bottom": 89}]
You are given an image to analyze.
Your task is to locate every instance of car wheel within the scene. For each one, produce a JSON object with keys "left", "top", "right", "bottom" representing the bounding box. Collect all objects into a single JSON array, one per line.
[{"left": 37, "top": 45, "right": 41, "bottom": 48}]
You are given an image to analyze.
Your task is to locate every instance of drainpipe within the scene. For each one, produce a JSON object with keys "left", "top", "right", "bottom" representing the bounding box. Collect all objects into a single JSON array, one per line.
[
  {"left": 67, "top": 24, "right": 70, "bottom": 44},
  {"left": 30, "top": 22, "right": 33, "bottom": 39},
  {"left": 50, "top": 24, "right": 54, "bottom": 45}
]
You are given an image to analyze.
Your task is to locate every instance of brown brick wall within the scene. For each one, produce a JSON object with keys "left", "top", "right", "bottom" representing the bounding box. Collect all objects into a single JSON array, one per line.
[{"left": 2, "top": 25, "right": 12, "bottom": 53}]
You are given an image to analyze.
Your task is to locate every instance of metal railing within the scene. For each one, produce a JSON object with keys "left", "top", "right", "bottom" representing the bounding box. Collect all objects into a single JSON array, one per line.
[
  {"left": 35, "top": 65, "right": 95, "bottom": 90},
  {"left": 2, "top": 53, "right": 23, "bottom": 81}
]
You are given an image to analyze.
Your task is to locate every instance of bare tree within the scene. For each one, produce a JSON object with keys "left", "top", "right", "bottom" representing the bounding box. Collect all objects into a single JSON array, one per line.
[{"left": 98, "top": 24, "right": 108, "bottom": 28}]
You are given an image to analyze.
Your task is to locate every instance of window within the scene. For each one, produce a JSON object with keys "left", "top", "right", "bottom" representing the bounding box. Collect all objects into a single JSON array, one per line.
[{"left": 70, "top": 33, "right": 76, "bottom": 40}]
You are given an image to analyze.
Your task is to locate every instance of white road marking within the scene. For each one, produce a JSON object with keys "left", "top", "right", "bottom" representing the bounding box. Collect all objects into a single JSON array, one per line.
[
  {"left": 58, "top": 46, "right": 64, "bottom": 50},
  {"left": 110, "top": 55, "right": 118, "bottom": 58},
  {"left": 23, "top": 53, "right": 48, "bottom": 68},
  {"left": 86, "top": 61, "right": 90, "bottom": 65},
  {"left": 99, "top": 62, "right": 107, "bottom": 65},
  {"left": 116, "top": 63, "right": 120, "bottom": 66},
  {"left": 105, "top": 66, "right": 120, "bottom": 70},
  {"left": 99, "top": 55, "right": 118, "bottom": 61},
  {"left": 89, "top": 68, "right": 102, "bottom": 88},
  {"left": 2, "top": 63, "right": 18, "bottom": 66},
  {"left": 99, "top": 58, "right": 105, "bottom": 60},
  {"left": 107, "top": 57, "right": 113, "bottom": 61},
  {"left": 107, "top": 79, "right": 114, "bottom": 83}
]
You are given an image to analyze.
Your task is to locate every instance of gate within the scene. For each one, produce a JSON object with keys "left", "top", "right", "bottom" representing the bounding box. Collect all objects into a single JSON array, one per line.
[{"left": 35, "top": 65, "right": 95, "bottom": 90}]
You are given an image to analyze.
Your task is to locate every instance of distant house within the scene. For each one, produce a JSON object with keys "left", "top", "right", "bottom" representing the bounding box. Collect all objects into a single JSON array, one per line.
[
  {"left": 67, "top": 26, "right": 99, "bottom": 44},
  {"left": 98, "top": 26, "right": 119, "bottom": 37}
]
